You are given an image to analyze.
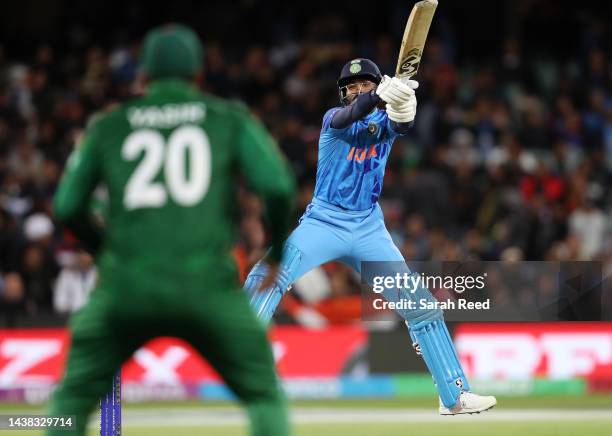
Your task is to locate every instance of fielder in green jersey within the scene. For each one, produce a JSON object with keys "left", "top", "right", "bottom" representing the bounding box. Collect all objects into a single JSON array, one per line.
[{"left": 45, "top": 24, "right": 295, "bottom": 436}]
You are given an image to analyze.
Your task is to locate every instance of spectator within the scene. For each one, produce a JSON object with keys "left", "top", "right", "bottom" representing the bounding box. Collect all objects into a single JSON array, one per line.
[
  {"left": 0, "top": 4, "right": 610, "bottom": 325},
  {"left": 53, "top": 250, "right": 96, "bottom": 314},
  {"left": 0, "top": 272, "right": 26, "bottom": 326},
  {"left": 568, "top": 196, "right": 606, "bottom": 259},
  {"left": 20, "top": 243, "right": 56, "bottom": 313}
]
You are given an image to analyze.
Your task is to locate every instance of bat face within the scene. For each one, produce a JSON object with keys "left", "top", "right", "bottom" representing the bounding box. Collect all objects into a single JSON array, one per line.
[
  {"left": 398, "top": 47, "right": 422, "bottom": 78},
  {"left": 396, "top": 0, "right": 438, "bottom": 79}
]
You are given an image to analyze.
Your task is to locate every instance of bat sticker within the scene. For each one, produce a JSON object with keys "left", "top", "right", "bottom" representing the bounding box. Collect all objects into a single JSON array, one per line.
[{"left": 399, "top": 48, "right": 422, "bottom": 76}]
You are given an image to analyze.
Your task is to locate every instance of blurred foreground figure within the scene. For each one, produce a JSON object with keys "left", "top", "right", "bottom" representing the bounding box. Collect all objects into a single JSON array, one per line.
[{"left": 46, "top": 23, "right": 294, "bottom": 436}]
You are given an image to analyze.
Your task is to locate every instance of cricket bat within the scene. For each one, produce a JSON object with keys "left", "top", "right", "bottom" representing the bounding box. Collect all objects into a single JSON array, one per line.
[{"left": 396, "top": 0, "right": 438, "bottom": 79}]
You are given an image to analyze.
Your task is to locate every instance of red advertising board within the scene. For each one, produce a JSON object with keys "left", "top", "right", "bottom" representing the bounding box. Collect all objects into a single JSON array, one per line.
[
  {"left": 2, "top": 323, "right": 612, "bottom": 388},
  {"left": 455, "top": 322, "right": 612, "bottom": 380},
  {"left": 0, "top": 326, "right": 366, "bottom": 387}
]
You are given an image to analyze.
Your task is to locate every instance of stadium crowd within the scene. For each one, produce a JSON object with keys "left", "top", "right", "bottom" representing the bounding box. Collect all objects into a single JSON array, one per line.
[{"left": 0, "top": 6, "right": 610, "bottom": 326}]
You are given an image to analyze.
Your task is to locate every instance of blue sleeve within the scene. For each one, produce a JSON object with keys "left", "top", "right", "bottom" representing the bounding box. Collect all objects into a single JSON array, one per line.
[
  {"left": 388, "top": 119, "right": 414, "bottom": 136},
  {"left": 329, "top": 91, "right": 382, "bottom": 129},
  {"left": 320, "top": 107, "right": 353, "bottom": 152},
  {"left": 322, "top": 107, "right": 343, "bottom": 132}
]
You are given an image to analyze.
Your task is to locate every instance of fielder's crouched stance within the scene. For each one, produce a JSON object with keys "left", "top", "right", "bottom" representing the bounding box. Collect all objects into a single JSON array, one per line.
[
  {"left": 46, "top": 25, "right": 292, "bottom": 436},
  {"left": 245, "top": 58, "right": 497, "bottom": 415}
]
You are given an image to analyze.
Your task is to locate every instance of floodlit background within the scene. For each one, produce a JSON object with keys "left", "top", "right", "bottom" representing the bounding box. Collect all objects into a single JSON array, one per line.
[{"left": 0, "top": 0, "right": 611, "bottom": 434}]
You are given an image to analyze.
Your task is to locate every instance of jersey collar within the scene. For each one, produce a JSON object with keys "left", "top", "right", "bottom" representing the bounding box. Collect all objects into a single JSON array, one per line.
[{"left": 148, "top": 78, "right": 199, "bottom": 98}]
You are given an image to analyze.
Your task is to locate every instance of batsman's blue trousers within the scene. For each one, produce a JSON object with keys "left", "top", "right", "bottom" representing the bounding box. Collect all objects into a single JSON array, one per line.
[{"left": 245, "top": 197, "right": 471, "bottom": 408}]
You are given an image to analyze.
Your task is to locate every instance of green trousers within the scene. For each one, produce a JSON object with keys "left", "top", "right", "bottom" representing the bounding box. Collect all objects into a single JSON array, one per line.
[{"left": 45, "top": 279, "right": 289, "bottom": 436}]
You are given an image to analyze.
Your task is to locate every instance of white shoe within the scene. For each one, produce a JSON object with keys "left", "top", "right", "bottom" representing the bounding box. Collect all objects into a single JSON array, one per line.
[{"left": 439, "top": 391, "right": 497, "bottom": 415}]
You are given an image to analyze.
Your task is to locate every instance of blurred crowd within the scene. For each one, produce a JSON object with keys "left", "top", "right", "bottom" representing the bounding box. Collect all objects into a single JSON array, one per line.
[{"left": 1, "top": 6, "right": 611, "bottom": 326}]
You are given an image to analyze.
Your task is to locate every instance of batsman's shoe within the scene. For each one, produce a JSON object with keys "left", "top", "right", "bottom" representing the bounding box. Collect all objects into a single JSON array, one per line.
[{"left": 439, "top": 392, "right": 497, "bottom": 415}]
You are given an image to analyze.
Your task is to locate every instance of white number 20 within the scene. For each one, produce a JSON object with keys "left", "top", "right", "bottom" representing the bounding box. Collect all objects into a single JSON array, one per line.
[{"left": 122, "top": 125, "right": 211, "bottom": 210}]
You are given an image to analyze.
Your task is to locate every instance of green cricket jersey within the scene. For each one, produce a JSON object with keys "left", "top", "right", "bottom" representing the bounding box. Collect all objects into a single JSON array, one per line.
[{"left": 54, "top": 78, "right": 295, "bottom": 288}]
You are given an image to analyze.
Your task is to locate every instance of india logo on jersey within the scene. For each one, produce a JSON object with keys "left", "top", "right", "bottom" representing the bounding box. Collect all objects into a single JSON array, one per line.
[{"left": 347, "top": 145, "right": 378, "bottom": 162}]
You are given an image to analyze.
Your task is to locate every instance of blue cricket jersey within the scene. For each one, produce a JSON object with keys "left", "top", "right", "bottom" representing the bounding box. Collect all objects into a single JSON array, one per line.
[{"left": 313, "top": 107, "right": 402, "bottom": 211}]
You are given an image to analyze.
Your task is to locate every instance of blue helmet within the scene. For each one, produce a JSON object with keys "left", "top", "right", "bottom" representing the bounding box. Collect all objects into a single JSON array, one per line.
[{"left": 337, "top": 58, "right": 382, "bottom": 105}]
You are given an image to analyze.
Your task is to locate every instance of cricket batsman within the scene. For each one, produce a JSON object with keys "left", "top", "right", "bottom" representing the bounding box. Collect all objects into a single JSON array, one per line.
[
  {"left": 46, "top": 24, "right": 293, "bottom": 436},
  {"left": 245, "top": 58, "right": 497, "bottom": 414}
]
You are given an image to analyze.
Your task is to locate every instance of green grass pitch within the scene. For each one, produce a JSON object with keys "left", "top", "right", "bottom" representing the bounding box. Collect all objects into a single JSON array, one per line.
[{"left": 2, "top": 395, "right": 611, "bottom": 436}]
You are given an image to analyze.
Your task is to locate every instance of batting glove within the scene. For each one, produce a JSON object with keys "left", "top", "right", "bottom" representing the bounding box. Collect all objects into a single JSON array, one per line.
[
  {"left": 386, "top": 95, "right": 417, "bottom": 123},
  {"left": 376, "top": 76, "right": 416, "bottom": 105},
  {"left": 398, "top": 78, "right": 420, "bottom": 90},
  {"left": 375, "top": 75, "right": 392, "bottom": 97}
]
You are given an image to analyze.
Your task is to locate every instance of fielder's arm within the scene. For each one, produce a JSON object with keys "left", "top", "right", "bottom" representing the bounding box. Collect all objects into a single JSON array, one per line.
[
  {"left": 53, "top": 121, "right": 104, "bottom": 252},
  {"left": 234, "top": 107, "right": 296, "bottom": 262}
]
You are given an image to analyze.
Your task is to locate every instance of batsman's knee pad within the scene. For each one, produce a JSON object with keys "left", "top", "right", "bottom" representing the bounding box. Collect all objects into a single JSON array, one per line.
[
  {"left": 244, "top": 259, "right": 270, "bottom": 298},
  {"left": 380, "top": 271, "right": 442, "bottom": 324},
  {"left": 243, "top": 244, "right": 303, "bottom": 322},
  {"left": 408, "top": 314, "right": 470, "bottom": 408},
  {"left": 405, "top": 321, "right": 422, "bottom": 356}
]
